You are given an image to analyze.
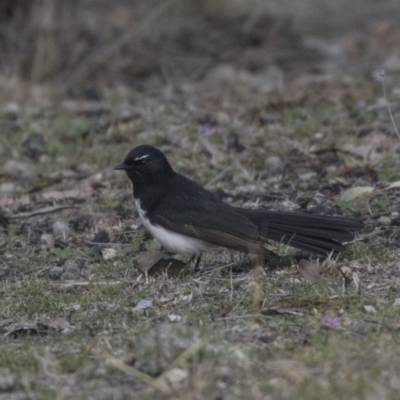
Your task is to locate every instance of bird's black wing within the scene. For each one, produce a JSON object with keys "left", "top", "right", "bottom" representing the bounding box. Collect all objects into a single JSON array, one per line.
[
  {"left": 151, "top": 179, "right": 261, "bottom": 254},
  {"left": 151, "top": 204, "right": 261, "bottom": 253}
]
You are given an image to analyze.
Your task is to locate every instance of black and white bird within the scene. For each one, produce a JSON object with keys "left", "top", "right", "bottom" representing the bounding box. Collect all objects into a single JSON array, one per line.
[{"left": 116, "top": 145, "right": 362, "bottom": 265}]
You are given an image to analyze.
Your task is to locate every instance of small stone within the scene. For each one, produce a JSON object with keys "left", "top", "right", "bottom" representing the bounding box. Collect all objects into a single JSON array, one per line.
[
  {"left": 378, "top": 216, "right": 391, "bottom": 226},
  {"left": 53, "top": 221, "right": 70, "bottom": 240},
  {"left": 298, "top": 171, "right": 317, "bottom": 181},
  {"left": 49, "top": 317, "right": 73, "bottom": 334},
  {"left": 23, "top": 132, "right": 45, "bottom": 159},
  {"left": 3, "top": 160, "right": 36, "bottom": 179},
  {"left": 258, "top": 112, "right": 281, "bottom": 125},
  {"left": 63, "top": 259, "right": 82, "bottom": 276},
  {"left": 216, "top": 111, "right": 230, "bottom": 125},
  {"left": 167, "top": 314, "right": 182, "bottom": 322},
  {"left": 3, "top": 103, "right": 19, "bottom": 115},
  {"left": 393, "top": 298, "right": 400, "bottom": 306},
  {"left": 0, "top": 183, "right": 15, "bottom": 193},
  {"left": 102, "top": 248, "right": 117, "bottom": 261},
  {"left": 133, "top": 299, "right": 153, "bottom": 311},
  {"left": 40, "top": 233, "right": 54, "bottom": 250},
  {"left": 0, "top": 371, "right": 17, "bottom": 391},
  {"left": 39, "top": 154, "right": 50, "bottom": 163},
  {"left": 363, "top": 305, "right": 377, "bottom": 314},
  {"left": 264, "top": 156, "right": 284, "bottom": 175},
  {"left": 314, "top": 132, "right": 324, "bottom": 140},
  {"left": 161, "top": 368, "right": 188, "bottom": 388}
]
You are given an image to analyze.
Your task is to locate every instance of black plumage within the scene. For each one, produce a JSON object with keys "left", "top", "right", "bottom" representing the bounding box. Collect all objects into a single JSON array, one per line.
[{"left": 116, "top": 145, "right": 362, "bottom": 257}]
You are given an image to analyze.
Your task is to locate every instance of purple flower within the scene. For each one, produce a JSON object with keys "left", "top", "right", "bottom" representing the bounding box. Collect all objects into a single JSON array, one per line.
[
  {"left": 322, "top": 317, "right": 341, "bottom": 330},
  {"left": 203, "top": 127, "right": 217, "bottom": 137},
  {"left": 356, "top": 99, "right": 367, "bottom": 109}
]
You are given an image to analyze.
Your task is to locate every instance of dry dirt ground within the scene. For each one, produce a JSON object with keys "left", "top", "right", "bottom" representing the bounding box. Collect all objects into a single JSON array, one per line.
[{"left": 1, "top": 3, "right": 400, "bottom": 400}]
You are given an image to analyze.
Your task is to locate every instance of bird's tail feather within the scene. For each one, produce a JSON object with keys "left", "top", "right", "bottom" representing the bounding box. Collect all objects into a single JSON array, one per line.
[{"left": 237, "top": 209, "right": 362, "bottom": 256}]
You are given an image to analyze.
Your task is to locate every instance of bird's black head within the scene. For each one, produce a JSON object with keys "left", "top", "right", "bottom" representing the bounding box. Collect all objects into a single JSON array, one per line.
[{"left": 115, "top": 145, "right": 174, "bottom": 185}]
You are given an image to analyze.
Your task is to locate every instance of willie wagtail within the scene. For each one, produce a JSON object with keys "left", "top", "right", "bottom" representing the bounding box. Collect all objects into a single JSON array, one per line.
[{"left": 116, "top": 145, "right": 362, "bottom": 264}]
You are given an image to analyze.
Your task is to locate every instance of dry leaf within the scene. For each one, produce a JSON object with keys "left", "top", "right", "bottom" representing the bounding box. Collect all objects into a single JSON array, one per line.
[
  {"left": 156, "top": 368, "right": 188, "bottom": 390},
  {"left": 136, "top": 251, "right": 167, "bottom": 274},
  {"left": 167, "top": 314, "right": 182, "bottom": 322},
  {"left": 53, "top": 220, "right": 70, "bottom": 240},
  {"left": 48, "top": 317, "right": 74, "bottom": 334},
  {"left": 135, "top": 251, "right": 186, "bottom": 278},
  {"left": 102, "top": 248, "right": 117, "bottom": 260},
  {"left": 363, "top": 305, "right": 377, "bottom": 314},
  {"left": 387, "top": 181, "right": 400, "bottom": 190},
  {"left": 340, "top": 144, "right": 374, "bottom": 158},
  {"left": 298, "top": 259, "right": 322, "bottom": 283},
  {"left": 261, "top": 308, "right": 304, "bottom": 317},
  {"left": 393, "top": 298, "right": 400, "bottom": 306},
  {"left": 4, "top": 319, "right": 73, "bottom": 337},
  {"left": 133, "top": 299, "right": 153, "bottom": 311},
  {"left": 339, "top": 266, "right": 353, "bottom": 287},
  {"left": 42, "top": 188, "right": 93, "bottom": 200},
  {"left": 340, "top": 186, "right": 374, "bottom": 202}
]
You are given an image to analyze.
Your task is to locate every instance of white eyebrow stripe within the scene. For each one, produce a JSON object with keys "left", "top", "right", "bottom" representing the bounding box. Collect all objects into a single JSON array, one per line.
[{"left": 134, "top": 154, "right": 150, "bottom": 161}]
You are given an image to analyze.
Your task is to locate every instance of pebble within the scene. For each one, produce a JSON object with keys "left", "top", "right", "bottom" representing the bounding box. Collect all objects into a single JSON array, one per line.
[
  {"left": 0, "top": 183, "right": 15, "bottom": 193},
  {"left": 264, "top": 156, "right": 284, "bottom": 175},
  {"left": 258, "top": 112, "right": 281, "bottom": 125},
  {"left": 40, "top": 233, "right": 54, "bottom": 250},
  {"left": 378, "top": 216, "right": 391, "bottom": 226},
  {"left": 102, "top": 248, "right": 117, "bottom": 261},
  {"left": 3, "top": 102, "right": 19, "bottom": 115},
  {"left": 216, "top": 111, "right": 230, "bottom": 125},
  {"left": 3, "top": 160, "right": 36, "bottom": 179},
  {"left": 23, "top": 132, "right": 45, "bottom": 159},
  {"left": 298, "top": 171, "right": 317, "bottom": 181},
  {"left": 0, "top": 372, "right": 17, "bottom": 391},
  {"left": 53, "top": 221, "right": 71, "bottom": 240},
  {"left": 64, "top": 259, "right": 82, "bottom": 275}
]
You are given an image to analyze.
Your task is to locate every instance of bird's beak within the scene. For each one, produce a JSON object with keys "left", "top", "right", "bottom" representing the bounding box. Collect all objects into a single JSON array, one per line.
[{"left": 115, "top": 163, "right": 129, "bottom": 170}]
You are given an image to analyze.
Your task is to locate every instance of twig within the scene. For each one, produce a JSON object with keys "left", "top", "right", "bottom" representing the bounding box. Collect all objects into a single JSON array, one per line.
[
  {"left": 199, "top": 135, "right": 224, "bottom": 161},
  {"left": 380, "top": 69, "right": 400, "bottom": 140},
  {"left": 10, "top": 205, "right": 78, "bottom": 219},
  {"left": 216, "top": 313, "right": 272, "bottom": 321},
  {"left": 205, "top": 166, "right": 233, "bottom": 189},
  {"left": 84, "top": 240, "right": 130, "bottom": 247},
  {"left": 100, "top": 349, "right": 171, "bottom": 394},
  {"left": 349, "top": 228, "right": 383, "bottom": 243},
  {"left": 162, "top": 339, "right": 203, "bottom": 373},
  {"left": 50, "top": 280, "right": 131, "bottom": 290},
  {"left": 230, "top": 264, "right": 234, "bottom": 300}
]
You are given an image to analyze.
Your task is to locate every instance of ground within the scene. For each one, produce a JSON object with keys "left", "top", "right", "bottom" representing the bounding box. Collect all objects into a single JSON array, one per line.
[{"left": 1, "top": 1, "right": 400, "bottom": 399}]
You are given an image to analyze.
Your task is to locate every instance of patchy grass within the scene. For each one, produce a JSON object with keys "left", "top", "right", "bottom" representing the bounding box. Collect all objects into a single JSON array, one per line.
[{"left": 1, "top": 22, "right": 400, "bottom": 400}]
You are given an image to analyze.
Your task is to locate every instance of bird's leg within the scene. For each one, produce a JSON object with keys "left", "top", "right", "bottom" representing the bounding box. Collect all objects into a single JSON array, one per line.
[
  {"left": 187, "top": 253, "right": 202, "bottom": 272},
  {"left": 194, "top": 254, "right": 202, "bottom": 272}
]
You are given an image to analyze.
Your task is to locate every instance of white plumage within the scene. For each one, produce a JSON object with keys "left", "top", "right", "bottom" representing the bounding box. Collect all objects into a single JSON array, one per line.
[{"left": 135, "top": 199, "right": 211, "bottom": 255}]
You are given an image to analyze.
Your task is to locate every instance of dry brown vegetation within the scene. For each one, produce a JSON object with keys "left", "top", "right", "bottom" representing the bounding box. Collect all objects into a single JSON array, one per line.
[{"left": 1, "top": 1, "right": 400, "bottom": 399}]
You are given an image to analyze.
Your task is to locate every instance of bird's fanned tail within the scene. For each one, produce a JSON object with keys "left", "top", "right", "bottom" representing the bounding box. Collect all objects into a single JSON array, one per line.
[{"left": 237, "top": 209, "right": 363, "bottom": 255}]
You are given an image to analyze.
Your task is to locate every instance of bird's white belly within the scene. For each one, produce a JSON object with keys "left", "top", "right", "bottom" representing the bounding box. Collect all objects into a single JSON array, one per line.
[{"left": 135, "top": 199, "right": 211, "bottom": 255}]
